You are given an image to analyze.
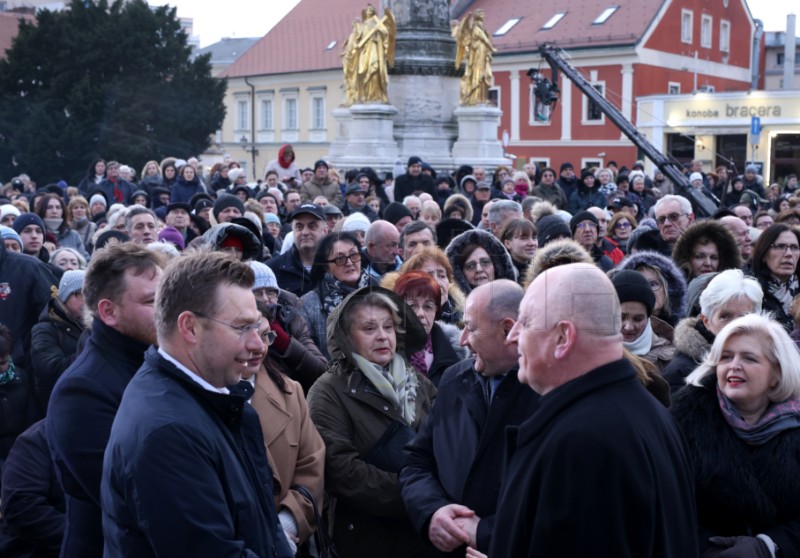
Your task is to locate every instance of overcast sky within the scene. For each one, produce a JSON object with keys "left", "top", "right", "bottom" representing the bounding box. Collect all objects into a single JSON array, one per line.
[{"left": 149, "top": 0, "right": 795, "bottom": 48}]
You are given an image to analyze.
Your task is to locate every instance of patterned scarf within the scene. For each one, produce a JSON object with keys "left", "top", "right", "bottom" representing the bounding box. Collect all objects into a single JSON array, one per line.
[
  {"left": 717, "top": 385, "right": 800, "bottom": 445},
  {"left": 352, "top": 353, "right": 418, "bottom": 425},
  {"left": 319, "top": 271, "right": 372, "bottom": 317},
  {"left": 0, "top": 358, "right": 17, "bottom": 385},
  {"left": 768, "top": 274, "right": 799, "bottom": 316},
  {"left": 409, "top": 334, "right": 433, "bottom": 375}
]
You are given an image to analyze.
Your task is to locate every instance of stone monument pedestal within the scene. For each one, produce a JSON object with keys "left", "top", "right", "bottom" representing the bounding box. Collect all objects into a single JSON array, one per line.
[
  {"left": 451, "top": 105, "right": 511, "bottom": 168},
  {"left": 328, "top": 104, "right": 399, "bottom": 171}
]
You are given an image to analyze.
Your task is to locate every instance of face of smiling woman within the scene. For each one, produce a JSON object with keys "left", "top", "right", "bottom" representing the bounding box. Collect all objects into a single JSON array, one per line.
[{"left": 716, "top": 333, "right": 778, "bottom": 424}]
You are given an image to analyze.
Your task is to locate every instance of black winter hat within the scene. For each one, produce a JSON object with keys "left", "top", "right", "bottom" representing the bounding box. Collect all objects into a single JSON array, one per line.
[
  {"left": 12, "top": 213, "right": 45, "bottom": 234},
  {"left": 407, "top": 156, "right": 423, "bottom": 167},
  {"left": 212, "top": 193, "right": 245, "bottom": 221},
  {"left": 314, "top": 159, "right": 328, "bottom": 171},
  {"left": 560, "top": 162, "right": 574, "bottom": 172},
  {"left": 383, "top": 202, "right": 413, "bottom": 226},
  {"left": 612, "top": 270, "right": 655, "bottom": 316},
  {"left": 536, "top": 215, "right": 571, "bottom": 248},
  {"left": 569, "top": 211, "right": 599, "bottom": 236},
  {"left": 94, "top": 229, "right": 130, "bottom": 251}
]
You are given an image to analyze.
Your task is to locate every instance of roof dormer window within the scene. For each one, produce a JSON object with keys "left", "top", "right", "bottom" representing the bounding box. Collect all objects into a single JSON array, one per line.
[
  {"left": 494, "top": 18, "right": 522, "bottom": 36},
  {"left": 541, "top": 13, "right": 566, "bottom": 30},
  {"left": 592, "top": 7, "right": 619, "bottom": 25}
]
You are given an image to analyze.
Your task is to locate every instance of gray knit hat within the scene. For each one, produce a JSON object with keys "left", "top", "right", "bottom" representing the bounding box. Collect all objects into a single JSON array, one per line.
[
  {"left": 58, "top": 270, "right": 85, "bottom": 302},
  {"left": 248, "top": 260, "right": 278, "bottom": 291}
]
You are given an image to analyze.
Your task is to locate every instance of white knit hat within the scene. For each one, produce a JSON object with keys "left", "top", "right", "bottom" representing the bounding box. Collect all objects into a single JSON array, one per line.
[
  {"left": 248, "top": 260, "right": 278, "bottom": 291},
  {"left": 58, "top": 270, "right": 85, "bottom": 302}
]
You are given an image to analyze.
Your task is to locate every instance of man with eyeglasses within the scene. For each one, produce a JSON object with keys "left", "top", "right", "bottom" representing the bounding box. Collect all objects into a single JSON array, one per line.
[
  {"left": 653, "top": 195, "right": 695, "bottom": 254},
  {"left": 267, "top": 204, "right": 328, "bottom": 297},
  {"left": 570, "top": 211, "right": 614, "bottom": 272},
  {"left": 101, "top": 251, "right": 294, "bottom": 558},
  {"left": 47, "top": 242, "right": 165, "bottom": 557}
]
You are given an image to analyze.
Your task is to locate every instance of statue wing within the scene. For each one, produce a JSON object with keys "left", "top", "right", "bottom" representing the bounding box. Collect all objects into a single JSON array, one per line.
[
  {"left": 453, "top": 14, "right": 471, "bottom": 68},
  {"left": 384, "top": 8, "right": 396, "bottom": 67}
]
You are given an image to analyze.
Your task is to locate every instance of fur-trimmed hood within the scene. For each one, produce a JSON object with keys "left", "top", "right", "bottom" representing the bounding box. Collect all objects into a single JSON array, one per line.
[
  {"left": 445, "top": 229, "right": 516, "bottom": 294},
  {"left": 524, "top": 238, "right": 593, "bottom": 289},
  {"left": 201, "top": 223, "right": 261, "bottom": 262},
  {"left": 618, "top": 250, "right": 687, "bottom": 322},
  {"left": 671, "top": 220, "right": 742, "bottom": 281},
  {"left": 672, "top": 316, "right": 712, "bottom": 363},
  {"left": 436, "top": 320, "right": 469, "bottom": 361}
]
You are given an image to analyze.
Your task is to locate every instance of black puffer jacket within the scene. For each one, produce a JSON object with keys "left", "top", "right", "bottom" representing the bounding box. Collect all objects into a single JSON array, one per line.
[
  {"left": 0, "top": 364, "right": 38, "bottom": 473},
  {"left": 30, "top": 299, "right": 87, "bottom": 411},
  {"left": 445, "top": 229, "right": 516, "bottom": 295},
  {"left": 662, "top": 317, "right": 714, "bottom": 394}
]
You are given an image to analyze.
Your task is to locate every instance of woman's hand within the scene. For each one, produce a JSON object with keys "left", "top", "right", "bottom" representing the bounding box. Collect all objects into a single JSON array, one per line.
[{"left": 466, "top": 547, "right": 488, "bottom": 558}]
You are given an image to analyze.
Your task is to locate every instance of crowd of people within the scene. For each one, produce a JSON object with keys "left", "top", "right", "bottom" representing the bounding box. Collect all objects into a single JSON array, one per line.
[{"left": 1, "top": 142, "right": 800, "bottom": 557}]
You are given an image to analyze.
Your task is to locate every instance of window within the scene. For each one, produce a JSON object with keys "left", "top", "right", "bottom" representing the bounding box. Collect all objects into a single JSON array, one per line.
[
  {"left": 701, "top": 15, "right": 712, "bottom": 48},
  {"left": 668, "top": 82, "right": 681, "bottom": 94},
  {"left": 584, "top": 83, "right": 605, "bottom": 123},
  {"left": 284, "top": 97, "right": 297, "bottom": 129},
  {"left": 260, "top": 99, "right": 273, "bottom": 130},
  {"left": 494, "top": 18, "right": 521, "bottom": 36},
  {"left": 778, "top": 53, "right": 785, "bottom": 65},
  {"left": 488, "top": 87, "right": 499, "bottom": 109},
  {"left": 311, "top": 96, "right": 325, "bottom": 129},
  {"left": 325, "top": 40, "right": 337, "bottom": 50},
  {"left": 542, "top": 13, "right": 566, "bottom": 30},
  {"left": 236, "top": 100, "right": 249, "bottom": 131},
  {"left": 592, "top": 6, "right": 618, "bottom": 25},
  {"left": 720, "top": 20, "right": 730, "bottom": 53},
  {"left": 681, "top": 10, "right": 693, "bottom": 44}
]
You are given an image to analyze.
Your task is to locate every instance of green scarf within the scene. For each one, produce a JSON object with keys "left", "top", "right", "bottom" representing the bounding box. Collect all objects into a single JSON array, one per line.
[
  {"left": 351, "top": 353, "right": 418, "bottom": 425},
  {"left": 0, "top": 358, "right": 17, "bottom": 385}
]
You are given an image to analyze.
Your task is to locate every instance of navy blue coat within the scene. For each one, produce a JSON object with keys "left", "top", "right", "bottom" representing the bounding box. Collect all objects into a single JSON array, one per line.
[
  {"left": 101, "top": 347, "right": 293, "bottom": 558},
  {"left": 267, "top": 245, "right": 314, "bottom": 297},
  {"left": 0, "top": 420, "right": 64, "bottom": 558},
  {"left": 46, "top": 319, "right": 149, "bottom": 558},
  {"left": 169, "top": 176, "right": 205, "bottom": 204},
  {"left": 400, "top": 361, "right": 539, "bottom": 555},
  {"left": 488, "top": 359, "right": 699, "bottom": 558},
  {"left": 92, "top": 178, "right": 134, "bottom": 205}
]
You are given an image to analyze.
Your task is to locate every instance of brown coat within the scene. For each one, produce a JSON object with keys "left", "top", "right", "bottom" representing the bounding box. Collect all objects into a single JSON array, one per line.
[
  {"left": 251, "top": 367, "right": 326, "bottom": 544},
  {"left": 307, "top": 286, "right": 436, "bottom": 558}
]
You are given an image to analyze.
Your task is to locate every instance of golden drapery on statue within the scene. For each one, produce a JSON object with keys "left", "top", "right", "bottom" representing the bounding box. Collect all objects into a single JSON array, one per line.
[
  {"left": 453, "top": 10, "right": 496, "bottom": 106},
  {"left": 342, "top": 4, "right": 396, "bottom": 105}
]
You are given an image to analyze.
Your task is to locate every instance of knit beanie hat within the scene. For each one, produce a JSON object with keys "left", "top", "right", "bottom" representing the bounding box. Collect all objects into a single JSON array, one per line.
[
  {"left": 249, "top": 260, "right": 279, "bottom": 291},
  {"left": 407, "top": 156, "right": 423, "bottom": 167},
  {"left": 264, "top": 213, "right": 281, "bottom": 225},
  {"left": 0, "top": 204, "right": 20, "bottom": 221},
  {"left": 157, "top": 226, "right": 185, "bottom": 250},
  {"left": 89, "top": 193, "right": 107, "bottom": 208},
  {"left": 221, "top": 236, "right": 244, "bottom": 252},
  {"left": 12, "top": 213, "right": 45, "bottom": 234},
  {"left": 536, "top": 215, "right": 571, "bottom": 248},
  {"left": 58, "top": 269, "right": 85, "bottom": 302},
  {"left": 213, "top": 194, "right": 245, "bottom": 221},
  {"left": 383, "top": 202, "right": 413, "bottom": 226},
  {"left": 0, "top": 225, "right": 23, "bottom": 249},
  {"left": 569, "top": 211, "right": 599, "bottom": 236},
  {"left": 560, "top": 162, "right": 574, "bottom": 172},
  {"left": 612, "top": 270, "right": 655, "bottom": 316},
  {"left": 94, "top": 230, "right": 130, "bottom": 251},
  {"left": 342, "top": 212, "right": 371, "bottom": 233}
]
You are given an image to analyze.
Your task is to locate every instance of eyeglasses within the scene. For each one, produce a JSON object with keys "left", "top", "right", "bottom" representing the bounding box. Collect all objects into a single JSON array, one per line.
[
  {"left": 194, "top": 312, "right": 263, "bottom": 339},
  {"left": 614, "top": 221, "right": 631, "bottom": 229},
  {"left": 261, "top": 330, "right": 277, "bottom": 345},
  {"left": 576, "top": 222, "right": 597, "bottom": 229},
  {"left": 656, "top": 212, "right": 689, "bottom": 225},
  {"left": 327, "top": 251, "right": 361, "bottom": 266},
  {"left": 647, "top": 280, "right": 662, "bottom": 291},
  {"left": 770, "top": 243, "right": 800, "bottom": 254},
  {"left": 253, "top": 287, "right": 280, "bottom": 301},
  {"left": 464, "top": 258, "right": 493, "bottom": 272}
]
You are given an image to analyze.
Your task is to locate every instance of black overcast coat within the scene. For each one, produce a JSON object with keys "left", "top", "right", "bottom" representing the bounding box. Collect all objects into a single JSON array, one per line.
[
  {"left": 400, "top": 360, "right": 539, "bottom": 555},
  {"left": 488, "top": 359, "right": 699, "bottom": 558}
]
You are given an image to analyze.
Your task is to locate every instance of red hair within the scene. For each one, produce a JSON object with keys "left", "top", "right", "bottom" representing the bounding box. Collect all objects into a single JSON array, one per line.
[{"left": 393, "top": 271, "right": 442, "bottom": 316}]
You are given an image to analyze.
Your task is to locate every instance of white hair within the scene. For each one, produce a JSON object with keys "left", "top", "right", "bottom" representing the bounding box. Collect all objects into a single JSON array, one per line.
[
  {"left": 654, "top": 194, "right": 692, "bottom": 215},
  {"left": 146, "top": 241, "right": 180, "bottom": 260},
  {"left": 699, "top": 269, "right": 763, "bottom": 318},
  {"left": 686, "top": 313, "right": 800, "bottom": 402},
  {"left": 403, "top": 195, "right": 421, "bottom": 207}
]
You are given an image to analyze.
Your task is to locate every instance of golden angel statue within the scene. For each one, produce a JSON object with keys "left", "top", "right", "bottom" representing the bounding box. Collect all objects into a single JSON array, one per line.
[
  {"left": 342, "top": 4, "right": 396, "bottom": 105},
  {"left": 453, "top": 10, "right": 496, "bottom": 106}
]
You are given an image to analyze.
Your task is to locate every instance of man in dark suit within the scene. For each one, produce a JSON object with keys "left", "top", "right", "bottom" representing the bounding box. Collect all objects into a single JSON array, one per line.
[{"left": 400, "top": 279, "right": 539, "bottom": 557}]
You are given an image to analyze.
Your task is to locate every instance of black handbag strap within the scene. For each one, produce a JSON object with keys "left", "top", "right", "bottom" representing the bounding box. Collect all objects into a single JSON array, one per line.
[{"left": 292, "top": 484, "right": 339, "bottom": 558}]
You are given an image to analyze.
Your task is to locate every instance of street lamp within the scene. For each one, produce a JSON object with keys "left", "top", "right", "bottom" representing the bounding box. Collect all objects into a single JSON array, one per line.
[{"left": 240, "top": 135, "right": 259, "bottom": 180}]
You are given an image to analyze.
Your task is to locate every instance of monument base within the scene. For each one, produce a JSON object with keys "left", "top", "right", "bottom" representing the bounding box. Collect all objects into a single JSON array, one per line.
[
  {"left": 328, "top": 103, "right": 399, "bottom": 171},
  {"left": 451, "top": 105, "right": 511, "bottom": 168}
]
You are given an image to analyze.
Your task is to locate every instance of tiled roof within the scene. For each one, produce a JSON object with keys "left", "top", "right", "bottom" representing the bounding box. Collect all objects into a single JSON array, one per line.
[
  {"left": 465, "top": 0, "right": 664, "bottom": 54},
  {"left": 221, "top": 0, "right": 365, "bottom": 78},
  {"left": 193, "top": 37, "right": 259, "bottom": 66},
  {"left": 222, "top": 0, "right": 665, "bottom": 79},
  {"left": 0, "top": 12, "right": 34, "bottom": 59}
]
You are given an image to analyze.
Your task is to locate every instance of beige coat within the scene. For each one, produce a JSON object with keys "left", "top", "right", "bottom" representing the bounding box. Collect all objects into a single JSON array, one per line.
[{"left": 251, "top": 367, "right": 326, "bottom": 544}]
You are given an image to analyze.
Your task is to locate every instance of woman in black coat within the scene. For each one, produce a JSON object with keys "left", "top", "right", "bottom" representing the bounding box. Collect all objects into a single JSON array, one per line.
[
  {"left": 751, "top": 223, "right": 800, "bottom": 331},
  {"left": 672, "top": 313, "right": 800, "bottom": 556}
]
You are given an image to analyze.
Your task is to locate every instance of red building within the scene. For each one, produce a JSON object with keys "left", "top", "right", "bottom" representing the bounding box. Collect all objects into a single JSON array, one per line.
[{"left": 466, "top": 0, "right": 757, "bottom": 170}]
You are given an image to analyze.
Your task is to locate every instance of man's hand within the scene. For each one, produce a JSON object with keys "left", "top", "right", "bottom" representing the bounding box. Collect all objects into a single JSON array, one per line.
[
  {"left": 454, "top": 513, "right": 481, "bottom": 548},
  {"left": 428, "top": 504, "right": 474, "bottom": 552},
  {"left": 466, "top": 547, "right": 488, "bottom": 558}
]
